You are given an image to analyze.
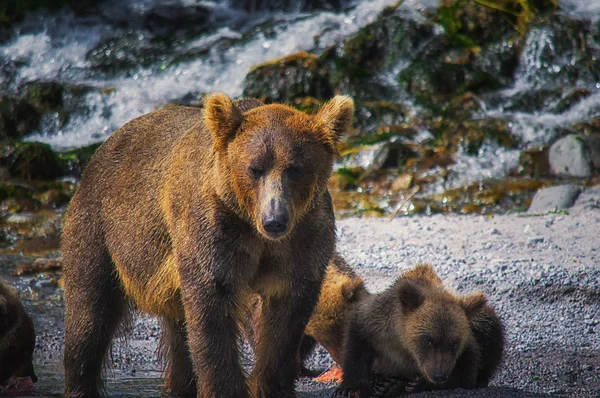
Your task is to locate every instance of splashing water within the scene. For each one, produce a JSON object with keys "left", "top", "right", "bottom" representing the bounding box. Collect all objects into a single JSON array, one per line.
[{"left": 3, "top": 0, "right": 417, "bottom": 149}]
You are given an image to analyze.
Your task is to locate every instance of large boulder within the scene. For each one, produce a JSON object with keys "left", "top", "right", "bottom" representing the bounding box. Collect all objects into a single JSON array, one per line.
[
  {"left": 527, "top": 184, "right": 582, "bottom": 213},
  {"left": 548, "top": 135, "right": 600, "bottom": 177},
  {"left": 0, "top": 142, "right": 63, "bottom": 181},
  {"left": 242, "top": 52, "right": 332, "bottom": 104}
]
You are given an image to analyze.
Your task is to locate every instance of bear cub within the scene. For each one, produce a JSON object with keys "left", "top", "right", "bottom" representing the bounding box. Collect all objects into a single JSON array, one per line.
[
  {"left": 0, "top": 280, "right": 37, "bottom": 387},
  {"left": 334, "top": 264, "right": 504, "bottom": 397}
]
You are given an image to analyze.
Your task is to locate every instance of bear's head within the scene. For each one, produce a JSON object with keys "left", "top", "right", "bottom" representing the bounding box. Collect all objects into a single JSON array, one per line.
[
  {"left": 204, "top": 93, "right": 353, "bottom": 240},
  {"left": 395, "top": 274, "right": 487, "bottom": 385}
]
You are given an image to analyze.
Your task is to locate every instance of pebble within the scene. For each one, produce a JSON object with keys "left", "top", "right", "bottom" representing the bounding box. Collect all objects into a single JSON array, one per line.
[{"left": 528, "top": 236, "right": 545, "bottom": 245}]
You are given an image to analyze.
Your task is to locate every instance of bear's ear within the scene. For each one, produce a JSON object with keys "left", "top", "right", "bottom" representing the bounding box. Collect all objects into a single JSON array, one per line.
[
  {"left": 341, "top": 279, "right": 364, "bottom": 302},
  {"left": 397, "top": 279, "right": 425, "bottom": 313},
  {"left": 316, "top": 95, "right": 354, "bottom": 144},
  {"left": 203, "top": 93, "right": 243, "bottom": 150},
  {"left": 461, "top": 292, "right": 487, "bottom": 318}
]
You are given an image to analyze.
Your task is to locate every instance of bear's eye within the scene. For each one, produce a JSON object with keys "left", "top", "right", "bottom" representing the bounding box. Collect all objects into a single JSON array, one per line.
[
  {"left": 423, "top": 337, "right": 434, "bottom": 347},
  {"left": 249, "top": 166, "right": 265, "bottom": 179}
]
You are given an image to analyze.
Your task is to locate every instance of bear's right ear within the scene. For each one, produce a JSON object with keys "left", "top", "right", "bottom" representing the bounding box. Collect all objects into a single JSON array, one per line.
[
  {"left": 203, "top": 93, "right": 243, "bottom": 150},
  {"left": 397, "top": 279, "right": 425, "bottom": 313},
  {"left": 462, "top": 292, "right": 487, "bottom": 318},
  {"left": 316, "top": 95, "right": 354, "bottom": 145}
]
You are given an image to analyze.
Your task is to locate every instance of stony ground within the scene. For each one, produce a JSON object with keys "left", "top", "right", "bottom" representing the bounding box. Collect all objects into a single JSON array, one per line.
[{"left": 2, "top": 186, "right": 599, "bottom": 397}]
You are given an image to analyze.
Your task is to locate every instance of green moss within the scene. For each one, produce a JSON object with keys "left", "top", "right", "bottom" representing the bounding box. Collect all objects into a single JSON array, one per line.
[{"left": 58, "top": 142, "right": 101, "bottom": 177}]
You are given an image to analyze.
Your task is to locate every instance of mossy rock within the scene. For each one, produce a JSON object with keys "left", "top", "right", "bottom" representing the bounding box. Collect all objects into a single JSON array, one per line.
[
  {"left": 58, "top": 142, "right": 101, "bottom": 178},
  {"left": 0, "top": 142, "right": 63, "bottom": 181},
  {"left": 400, "top": 57, "right": 504, "bottom": 105},
  {"left": 431, "top": 117, "right": 517, "bottom": 154},
  {"left": 242, "top": 52, "right": 333, "bottom": 104},
  {"left": 18, "top": 81, "right": 65, "bottom": 113}
]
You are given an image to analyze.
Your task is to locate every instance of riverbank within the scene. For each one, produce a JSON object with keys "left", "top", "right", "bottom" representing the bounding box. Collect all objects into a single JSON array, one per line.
[{"left": 1, "top": 185, "right": 596, "bottom": 397}]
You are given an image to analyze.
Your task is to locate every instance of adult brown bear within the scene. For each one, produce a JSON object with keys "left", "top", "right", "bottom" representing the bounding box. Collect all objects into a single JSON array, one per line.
[{"left": 61, "top": 94, "right": 353, "bottom": 398}]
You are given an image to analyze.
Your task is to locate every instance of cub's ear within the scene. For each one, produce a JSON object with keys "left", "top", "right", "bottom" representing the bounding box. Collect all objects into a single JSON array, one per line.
[
  {"left": 461, "top": 292, "right": 487, "bottom": 318},
  {"left": 397, "top": 279, "right": 425, "bottom": 313},
  {"left": 203, "top": 93, "right": 243, "bottom": 150},
  {"left": 316, "top": 95, "right": 354, "bottom": 145},
  {"left": 341, "top": 279, "right": 364, "bottom": 302}
]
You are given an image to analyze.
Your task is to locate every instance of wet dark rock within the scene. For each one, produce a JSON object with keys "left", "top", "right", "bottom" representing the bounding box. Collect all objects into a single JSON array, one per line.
[
  {"left": 237, "top": 0, "right": 345, "bottom": 12},
  {"left": 548, "top": 135, "right": 600, "bottom": 178},
  {"left": 57, "top": 143, "right": 101, "bottom": 178},
  {"left": 86, "top": 34, "right": 170, "bottom": 73},
  {"left": 519, "top": 14, "right": 600, "bottom": 89},
  {"left": 143, "top": 3, "right": 212, "bottom": 40},
  {"left": 323, "top": 9, "right": 436, "bottom": 100},
  {"left": 433, "top": 0, "right": 515, "bottom": 48},
  {"left": 527, "top": 184, "right": 582, "bottom": 213},
  {"left": 0, "top": 143, "right": 63, "bottom": 181},
  {"left": 242, "top": 52, "right": 332, "bottom": 103},
  {"left": 400, "top": 55, "right": 504, "bottom": 105},
  {"left": 0, "top": 97, "right": 41, "bottom": 141}
]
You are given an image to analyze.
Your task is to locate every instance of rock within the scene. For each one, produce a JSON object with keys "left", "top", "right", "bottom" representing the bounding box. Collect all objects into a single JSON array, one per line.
[
  {"left": 519, "top": 15, "right": 600, "bottom": 89},
  {"left": 242, "top": 52, "right": 332, "bottom": 104},
  {"left": 528, "top": 236, "right": 545, "bottom": 245},
  {"left": 0, "top": 143, "right": 63, "bottom": 181},
  {"left": 238, "top": 0, "right": 344, "bottom": 12},
  {"left": 143, "top": 3, "right": 212, "bottom": 40},
  {"left": 0, "top": 96, "right": 41, "bottom": 140},
  {"left": 528, "top": 185, "right": 582, "bottom": 214},
  {"left": 58, "top": 143, "right": 102, "bottom": 178},
  {"left": 548, "top": 135, "right": 600, "bottom": 177}
]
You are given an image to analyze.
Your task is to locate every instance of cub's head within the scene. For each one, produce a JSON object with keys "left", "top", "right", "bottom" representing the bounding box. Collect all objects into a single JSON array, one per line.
[
  {"left": 397, "top": 277, "right": 487, "bottom": 385},
  {"left": 204, "top": 93, "right": 353, "bottom": 240}
]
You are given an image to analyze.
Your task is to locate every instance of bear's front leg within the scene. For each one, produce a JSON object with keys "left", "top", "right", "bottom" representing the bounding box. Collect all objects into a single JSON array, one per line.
[
  {"left": 250, "top": 278, "right": 322, "bottom": 398},
  {"left": 176, "top": 249, "right": 252, "bottom": 398}
]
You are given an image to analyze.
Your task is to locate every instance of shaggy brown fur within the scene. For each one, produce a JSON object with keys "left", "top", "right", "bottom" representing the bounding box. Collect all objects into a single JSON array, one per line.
[
  {"left": 0, "top": 280, "right": 37, "bottom": 385},
  {"left": 245, "top": 253, "right": 367, "bottom": 377},
  {"left": 61, "top": 94, "right": 354, "bottom": 398},
  {"left": 334, "top": 264, "right": 504, "bottom": 397}
]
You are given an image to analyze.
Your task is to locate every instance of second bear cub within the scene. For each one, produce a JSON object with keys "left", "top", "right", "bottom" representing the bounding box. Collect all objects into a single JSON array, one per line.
[{"left": 335, "top": 264, "right": 504, "bottom": 397}]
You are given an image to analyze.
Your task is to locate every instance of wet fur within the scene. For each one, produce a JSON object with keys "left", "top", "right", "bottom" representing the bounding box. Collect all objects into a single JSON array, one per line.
[
  {"left": 336, "top": 264, "right": 505, "bottom": 397},
  {"left": 245, "top": 253, "right": 367, "bottom": 373},
  {"left": 61, "top": 95, "right": 354, "bottom": 398},
  {"left": 0, "top": 280, "right": 37, "bottom": 385}
]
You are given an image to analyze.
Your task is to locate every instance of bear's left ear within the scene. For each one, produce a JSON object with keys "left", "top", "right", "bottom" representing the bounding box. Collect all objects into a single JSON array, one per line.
[
  {"left": 316, "top": 95, "right": 354, "bottom": 144},
  {"left": 461, "top": 292, "right": 487, "bottom": 318},
  {"left": 204, "top": 93, "right": 243, "bottom": 150}
]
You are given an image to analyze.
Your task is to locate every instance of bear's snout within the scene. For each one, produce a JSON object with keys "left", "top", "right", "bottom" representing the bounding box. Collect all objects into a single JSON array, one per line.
[{"left": 261, "top": 198, "right": 290, "bottom": 239}]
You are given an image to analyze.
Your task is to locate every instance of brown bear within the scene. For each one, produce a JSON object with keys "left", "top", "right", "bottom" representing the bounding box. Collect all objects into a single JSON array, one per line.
[
  {"left": 0, "top": 280, "right": 37, "bottom": 387},
  {"left": 61, "top": 94, "right": 354, "bottom": 398},
  {"left": 334, "top": 264, "right": 505, "bottom": 398},
  {"left": 244, "top": 253, "right": 367, "bottom": 381}
]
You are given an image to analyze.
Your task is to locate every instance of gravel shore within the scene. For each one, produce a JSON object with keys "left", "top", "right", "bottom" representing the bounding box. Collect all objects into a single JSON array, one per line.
[{"left": 13, "top": 186, "right": 600, "bottom": 397}]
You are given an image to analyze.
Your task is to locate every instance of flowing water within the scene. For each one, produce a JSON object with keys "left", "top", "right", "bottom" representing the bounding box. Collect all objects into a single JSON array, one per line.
[{"left": 2, "top": 0, "right": 599, "bottom": 192}]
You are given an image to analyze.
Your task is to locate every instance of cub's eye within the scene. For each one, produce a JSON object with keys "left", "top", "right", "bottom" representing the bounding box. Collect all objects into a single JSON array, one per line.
[
  {"left": 286, "top": 165, "right": 302, "bottom": 177},
  {"left": 425, "top": 338, "right": 434, "bottom": 347},
  {"left": 249, "top": 167, "right": 265, "bottom": 179}
]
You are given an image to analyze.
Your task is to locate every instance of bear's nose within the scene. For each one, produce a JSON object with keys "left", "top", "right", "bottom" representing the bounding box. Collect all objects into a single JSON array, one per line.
[
  {"left": 262, "top": 214, "right": 289, "bottom": 236},
  {"left": 431, "top": 371, "right": 448, "bottom": 384}
]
